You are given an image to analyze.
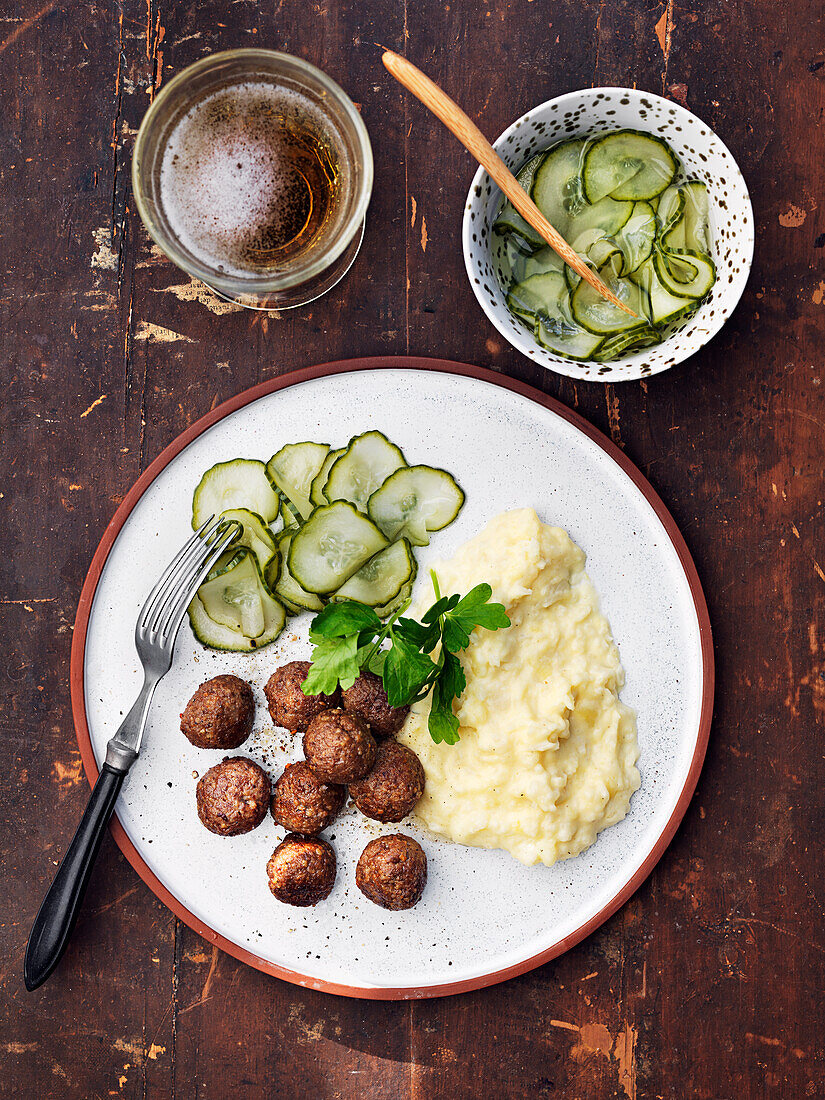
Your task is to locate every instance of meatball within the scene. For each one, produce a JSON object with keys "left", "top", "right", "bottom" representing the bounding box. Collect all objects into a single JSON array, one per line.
[
  {"left": 356, "top": 834, "right": 427, "bottom": 911},
  {"left": 270, "top": 761, "right": 346, "bottom": 835},
  {"left": 196, "top": 756, "right": 270, "bottom": 836},
  {"left": 303, "top": 709, "right": 377, "bottom": 784},
  {"left": 181, "top": 674, "right": 254, "bottom": 749},
  {"left": 264, "top": 661, "right": 339, "bottom": 733},
  {"left": 342, "top": 669, "right": 410, "bottom": 737},
  {"left": 349, "top": 740, "right": 425, "bottom": 823},
  {"left": 267, "top": 833, "right": 336, "bottom": 906}
]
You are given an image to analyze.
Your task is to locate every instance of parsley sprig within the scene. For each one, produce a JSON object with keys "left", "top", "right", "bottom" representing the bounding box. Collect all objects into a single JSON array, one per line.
[{"left": 301, "top": 572, "right": 510, "bottom": 744}]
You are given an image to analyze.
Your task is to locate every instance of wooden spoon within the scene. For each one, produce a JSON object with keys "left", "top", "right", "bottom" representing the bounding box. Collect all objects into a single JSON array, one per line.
[{"left": 382, "top": 50, "right": 637, "bottom": 318}]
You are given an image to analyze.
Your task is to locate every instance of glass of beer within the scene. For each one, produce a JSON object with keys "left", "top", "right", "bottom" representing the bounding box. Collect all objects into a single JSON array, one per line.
[{"left": 132, "top": 49, "right": 373, "bottom": 310}]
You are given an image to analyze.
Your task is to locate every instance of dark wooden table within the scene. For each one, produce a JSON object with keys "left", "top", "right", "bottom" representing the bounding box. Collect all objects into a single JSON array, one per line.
[{"left": 2, "top": 1, "right": 823, "bottom": 1096}]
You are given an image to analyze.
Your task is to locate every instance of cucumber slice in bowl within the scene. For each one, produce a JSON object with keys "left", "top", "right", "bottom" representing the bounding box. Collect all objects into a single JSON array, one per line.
[
  {"left": 493, "top": 152, "right": 548, "bottom": 253},
  {"left": 324, "top": 430, "right": 407, "bottom": 511},
  {"left": 653, "top": 248, "right": 716, "bottom": 299},
  {"left": 570, "top": 262, "right": 649, "bottom": 335},
  {"left": 216, "top": 508, "right": 277, "bottom": 577},
  {"left": 681, "top": 180, "right": 711, "bottom": 252},
  {"left": 192, "top": 459, "right": 280, "bottom": 529},
  {"left": 631, "top": 257, "right": 695, "bottom": 327},
  {"left": 535, "top": 315, "right": 604, "bottom": 360},
  {"left": 270, "top": 530, "right": 324, "bottom": 613},
  {"left": 613, "top": 201, "right": 656, "bottom": 275},
  {"left": 582, "top": 130, "right": 678, "bottom": 203},
  {"left": 288, "top": 501, "right": 389, "bottom": 595},
  {"left": 190, "top": 549, "right": 286, "bottom": 650},
  {"left": 506, "top": 270, "right": 569, "bottom": 325},
  {"left": 530, "top": 138, "right": 587, "bottom": 235},
  {"left": 266, "top": 442, "right": 329, "bottom": 521},
  {"left": 368, "top": 466, "right": 465, "bottom": 547},
  {"left": 655, "top": 185, "right": 684, "bottom": 238},
  {"left": 332, "top": 539, "right": 416, "bottom": 607}
]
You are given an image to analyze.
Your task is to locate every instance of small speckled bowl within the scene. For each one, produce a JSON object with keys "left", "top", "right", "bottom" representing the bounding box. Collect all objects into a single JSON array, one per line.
[{"left": 462, "top": 87, "right": 754, "bottom": 382}]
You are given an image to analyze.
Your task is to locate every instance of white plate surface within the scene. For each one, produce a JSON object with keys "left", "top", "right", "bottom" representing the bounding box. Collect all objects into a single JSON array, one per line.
[{"left": 81, "top": 366, "right": 708, "bottom": 993}]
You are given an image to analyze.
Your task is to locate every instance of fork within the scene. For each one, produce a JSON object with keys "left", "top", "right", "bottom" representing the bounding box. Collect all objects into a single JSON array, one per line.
[{"left": 23, "top": 516, "right": 241, "bottom": 991}]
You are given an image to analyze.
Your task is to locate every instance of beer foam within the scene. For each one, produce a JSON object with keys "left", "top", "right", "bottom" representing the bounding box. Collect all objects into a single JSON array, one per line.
[{"left": 160, "top": 82, "right": 335, "bottom": 278}]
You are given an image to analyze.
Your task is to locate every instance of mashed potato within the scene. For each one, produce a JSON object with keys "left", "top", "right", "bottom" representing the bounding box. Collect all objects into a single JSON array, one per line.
[{"left": 398, "top": 508, "right": 640, "bottom": 866}]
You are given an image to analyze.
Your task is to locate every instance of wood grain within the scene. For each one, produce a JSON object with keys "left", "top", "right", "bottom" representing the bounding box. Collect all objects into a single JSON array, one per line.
[{"left": 1, "top": 0, "right": 823, "bottom": 1097}]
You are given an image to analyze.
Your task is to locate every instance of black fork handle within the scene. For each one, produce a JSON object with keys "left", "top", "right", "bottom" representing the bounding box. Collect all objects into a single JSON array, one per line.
[{"left": 24, "top": 763, "right": 126, "bottom": 991}]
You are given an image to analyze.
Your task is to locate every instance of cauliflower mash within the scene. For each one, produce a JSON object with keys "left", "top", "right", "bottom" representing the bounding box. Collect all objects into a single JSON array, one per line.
[{"left": 398, "top": 508, "right": 640, "bottom": 866}]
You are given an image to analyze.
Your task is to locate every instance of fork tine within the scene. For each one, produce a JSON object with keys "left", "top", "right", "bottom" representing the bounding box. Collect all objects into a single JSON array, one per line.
[
  {"left": 137, "top": 516, "right": 218, "bottom": 634},
  {"left": 143, "top": 520, "right": 232, "bottom": 638},
  {"left": 155, "top": 521, "right": 242, "bottom": 644}
]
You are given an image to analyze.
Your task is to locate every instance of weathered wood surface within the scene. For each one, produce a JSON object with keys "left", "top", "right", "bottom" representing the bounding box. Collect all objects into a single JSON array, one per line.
[{"left": 1, "top": 0, "right": 823, "bottom": 1096}]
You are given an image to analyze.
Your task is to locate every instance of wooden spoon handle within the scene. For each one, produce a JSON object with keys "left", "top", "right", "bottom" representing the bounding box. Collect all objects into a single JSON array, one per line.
[{"left": 382, "top": 50, "right": 637, "bottom": 318}]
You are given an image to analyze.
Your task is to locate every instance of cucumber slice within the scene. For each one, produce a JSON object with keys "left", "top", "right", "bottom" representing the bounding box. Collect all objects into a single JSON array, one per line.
[
  {"left": 656, "top": 249, "right": 700, "bottom": 284},
  {"left": 493, "top": 153, "right": 548, "bottom": 253},
  {"left": 534, "top": 315, "right": 604, "bottom": 360},
  {"left": 570, "top": 263, "right": 649, "bottom": 335},
  {"left": 279, "top": 595, "right": 304, "bottom": 616},
  {"left": 310, "top": 447, "right": 345, "bottom": 507},
  {"left": 681, "top": 181, "right": 711, "bottom": 253},
  {"left": 593, "top": 326, "right": 660, "bottom": 361},
  {"left": 270, "top": 530, "right": 324, "bottom": 613},
  {"left": 280, "top": 495, "right": 302, "bottom": 529},
  {"left": 192, "top": 459, "right": 280, "bottom": 530},
  {"left": 332, "top": 540, "right": 416, "bottom": 607},
  {"left": 368, "top": 466, "right": 465, "bottom": 547},
  {"left": 531, "top": 138, "right": 587, "bottom": 235},
  {"left": 632, "top": 257, "right": 695, "bottom": 326},
  {"left": 217, "top": 508, "right": 277, "bottom": 577},
  {"left": 613, "top": 200, "right": 656, "bottom": 274},
  {"left": 517, "top": 245, "right": 567, "bottom": 281},
  {"left": 374, "top": 577, "right": 416, "bottom": 620},
  {"left": 659, "top": 182, "right": 709, "bottom": 253},
  {"left": 288, "top": 501, "right": 390, "bottom": 595},
  {"left": 197, "top": 550, "right": 266, "bottom": 639},
  {"left": 582, "top": 130, "right": 678, "bottom": 203},
  {"left": 324, "top": 431, "right": 407, "bottom": 511},
  {"left": 569, "top": 195, "right": 634, "bottom": 238},
  {"left": 654, "top": 248, "right": 716, "bottom": 299},
  {"left": 656, "top": 185, "right": 684, "bottom": 238},
  {"left": 188, "top": 583, "right": 286, "bottom": 652},
  {"left": 506, "top": 270, "right": 569, "bottom": 326},
  {"left": 265, "top": 442, "right": 330, "bottom": 521}
]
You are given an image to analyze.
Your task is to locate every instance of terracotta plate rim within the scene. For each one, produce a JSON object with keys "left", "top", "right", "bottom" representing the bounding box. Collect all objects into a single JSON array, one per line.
[{"left": 70, "top": 356, "right": 714, "bottom": 1000}]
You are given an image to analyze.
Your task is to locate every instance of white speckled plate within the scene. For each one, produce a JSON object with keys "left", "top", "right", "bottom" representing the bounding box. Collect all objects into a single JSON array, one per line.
[{"left": 71, "top": 359, "right": 713, "bottom": 998}]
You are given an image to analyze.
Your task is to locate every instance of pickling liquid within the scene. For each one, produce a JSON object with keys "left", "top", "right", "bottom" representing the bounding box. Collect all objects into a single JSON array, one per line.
[{"left": 160, "top": 82, "right": 340, "bottom": 278}]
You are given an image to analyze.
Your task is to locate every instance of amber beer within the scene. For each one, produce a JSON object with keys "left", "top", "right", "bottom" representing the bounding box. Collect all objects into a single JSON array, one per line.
[
  {"left": 160, "top": 82, "right": 340, "bottom": 277},
  {"left": 133, "top": 51, "right": 373, "bottom": 308}
]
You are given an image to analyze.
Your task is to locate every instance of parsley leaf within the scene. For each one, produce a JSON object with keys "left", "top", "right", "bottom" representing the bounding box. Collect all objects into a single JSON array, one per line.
[
  {"left": 428, "top": 653, "right": 465, "bottom": 744},
  {"left": 442, "top": 583, "right": 510, "bottom": 651},
  {"left": 308, "top": 601, "right": 381, "bottom": 642},
  {"left": 300, "top": 576, "right": 508, "bottom": 743},
  {"left": 383, "top": 631, "right": 438, "bottom": 707},
  {"left": 422, "top": 593, "right": 460, "bottom": 624},
  {"left": 395, "top": 616, "right": 441, "bottom": 653},
  {"left": 301, "top": 634, "right": 361, "bottom": 696}
]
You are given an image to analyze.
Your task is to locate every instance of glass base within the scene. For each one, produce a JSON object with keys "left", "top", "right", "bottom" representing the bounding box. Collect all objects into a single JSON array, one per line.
[{"left": 202, "top": 219, "right": 366, "bottom": 311}]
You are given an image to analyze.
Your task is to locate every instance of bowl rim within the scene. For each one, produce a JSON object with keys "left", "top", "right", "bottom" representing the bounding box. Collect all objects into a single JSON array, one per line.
[{"left": 462, "top": 85, "right": 755, "bottom": 382}]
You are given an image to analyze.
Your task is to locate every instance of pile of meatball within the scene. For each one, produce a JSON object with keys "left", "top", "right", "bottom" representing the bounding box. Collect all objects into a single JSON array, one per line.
[{"left": 180, "top": 662, "right": 427, "bottom": 911}]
